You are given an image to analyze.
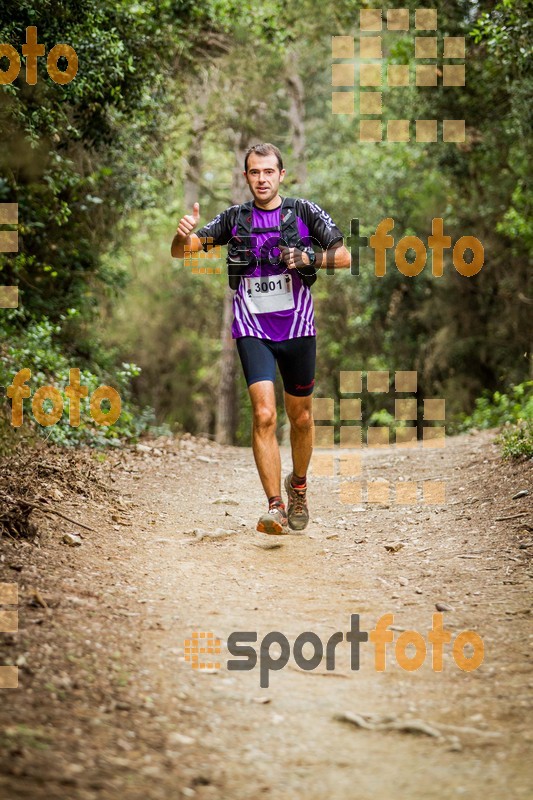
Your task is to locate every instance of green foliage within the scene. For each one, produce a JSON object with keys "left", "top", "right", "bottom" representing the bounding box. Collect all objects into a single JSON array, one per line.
[
  {"left": 0, "top": 310, "right": 150, "bottom": 446},
  {"left": 368, "top": 408, "right": 402, "bottom": 435},
  {"left": 100, "top": 206, "right": 224, "bottom": 435},
  {"left": 0, "top": 0, "right": 242, "bottom": 445},
  {"left": 0, "top": 0, "right": 238, "bottom": 326},
  {"left": 460, "top": 381, "right": 533, "bottom": 430},
  {"left": 500, "top": 421, "right": 533, "bottom": 459}
]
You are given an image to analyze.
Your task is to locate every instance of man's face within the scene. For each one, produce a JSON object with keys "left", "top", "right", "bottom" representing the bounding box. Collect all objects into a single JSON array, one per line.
[{"left": 244, "top": 153, "right": 285, "bottom": 206}]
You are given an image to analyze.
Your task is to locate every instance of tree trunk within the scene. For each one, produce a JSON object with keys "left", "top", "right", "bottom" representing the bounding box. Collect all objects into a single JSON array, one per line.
[
  {"left": 215, "top": 286, "right": 238, "bottom": 444},
  {"left": 215, "top": 132, "right": 249, "bottom": 445},
  {"left": 183, "top": 103, "right": 207, "bottom": 210},
  {"left": 286, "top": 50, "right": 307, "bottom": 187}
]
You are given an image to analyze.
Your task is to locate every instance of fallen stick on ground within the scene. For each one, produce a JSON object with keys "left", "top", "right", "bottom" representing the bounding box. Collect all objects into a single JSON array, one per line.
[
  {"left": 335, "top": 711, "right": 501, "bottom": 741},
  {"left": 429, "top": 721, "right": 501, "bottom": 738},
  {"left": 0, "top": 492, "right": 96, "bottom": 532},
  {"left": 335, "top": 711, "right": 441, "bottom": 738}
]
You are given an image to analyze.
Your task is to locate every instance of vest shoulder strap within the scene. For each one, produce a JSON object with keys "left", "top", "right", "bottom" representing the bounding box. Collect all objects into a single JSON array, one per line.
[
  {"left": 235, "top": 197, "right": 299, "bottom": 236},
  {"left": 280, "top": 197, "right": 298, "bottom": 226},
  {"left": 235, "top": 201, "right": 253, "bottom": 236}
]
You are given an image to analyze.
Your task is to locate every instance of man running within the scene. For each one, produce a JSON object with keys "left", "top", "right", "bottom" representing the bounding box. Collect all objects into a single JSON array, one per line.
[{"left": 171, "top": 143, "right": 351, "bottom": 534}]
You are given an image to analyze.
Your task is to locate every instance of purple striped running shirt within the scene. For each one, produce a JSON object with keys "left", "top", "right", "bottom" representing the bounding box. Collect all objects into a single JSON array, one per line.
[{"left": 195, "top": 198, "right": 344, "bottom": 342}]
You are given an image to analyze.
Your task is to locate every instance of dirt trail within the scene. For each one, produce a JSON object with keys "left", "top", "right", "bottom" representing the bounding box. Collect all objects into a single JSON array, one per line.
[{"left": 1, "top": 431, "right": 532, "bottom": 800}]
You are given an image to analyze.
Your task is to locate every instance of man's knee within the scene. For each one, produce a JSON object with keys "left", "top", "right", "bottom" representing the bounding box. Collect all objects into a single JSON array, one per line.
[
  {"left": 287, "top": 404, "right": 313, "bottom": 432},
  {"left": 253, "top": 404, "right": 277, "bottom": 431}
]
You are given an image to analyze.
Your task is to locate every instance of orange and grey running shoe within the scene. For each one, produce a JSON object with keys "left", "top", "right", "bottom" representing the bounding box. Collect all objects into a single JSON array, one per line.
[
  {"left": 256, "top": 502, "right": 288, "bottom": 535},
  {"left": 284, "top": 474, "right": 309, "bottom": 531}
]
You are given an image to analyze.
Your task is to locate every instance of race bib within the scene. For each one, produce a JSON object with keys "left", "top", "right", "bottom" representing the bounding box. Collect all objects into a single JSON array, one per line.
[{"left": 243, "top": 274, "right": 294, "bottom": 314}]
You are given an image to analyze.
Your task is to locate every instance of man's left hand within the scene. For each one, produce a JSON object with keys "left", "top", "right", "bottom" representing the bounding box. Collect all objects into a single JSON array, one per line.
[{"left": 279, "top": 246, "right": 311, "bottom": 269}]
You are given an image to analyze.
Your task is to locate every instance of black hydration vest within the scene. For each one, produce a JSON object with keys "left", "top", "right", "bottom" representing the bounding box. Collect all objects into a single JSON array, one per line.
[{"left": 226, "top": 197, "right": 317, "bottom": 290}]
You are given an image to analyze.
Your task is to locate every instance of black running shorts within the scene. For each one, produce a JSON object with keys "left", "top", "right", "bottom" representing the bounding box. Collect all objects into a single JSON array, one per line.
[{"left": 236, "top": 335, "right": 316, "bottom": 397}]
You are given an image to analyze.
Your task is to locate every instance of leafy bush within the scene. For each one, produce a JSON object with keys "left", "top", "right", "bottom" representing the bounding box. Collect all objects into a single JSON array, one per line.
[
  {"left": 499, "top": 421, "right": 533, "bottom": 459},
  {"left": 460, "top": 381, "right": 533, "bottom": 430},
  {"left": 460, "top": 381, "right": 533, "bottom": 460},
  {"left": 0, "top": 310, "right": 153, "bottom": 447}
]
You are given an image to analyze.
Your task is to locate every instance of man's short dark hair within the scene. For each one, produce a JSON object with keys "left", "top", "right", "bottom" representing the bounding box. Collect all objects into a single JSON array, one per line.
[{"left": 244, "top": 143, "right": 283, "bottom": 173}]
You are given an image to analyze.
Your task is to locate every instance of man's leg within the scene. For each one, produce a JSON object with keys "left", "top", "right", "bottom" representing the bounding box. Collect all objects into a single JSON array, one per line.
[
  {"left": 276, "top": 335, "right": 316, "bottom": 531},
  {"left": 249, "top": 380, "right": 281, "bottom": 500},
  {"left": 235, "top": 337, "right": 287, "bottom": 533},
  {"left": 282, "top": 392, "right": 313, "bottom": 531},
  {"left": 249, "top": 381, "right": 288, "bottom": 534},
  {"left": 284, "top": 391, "right": 314, "bottom": 479}
]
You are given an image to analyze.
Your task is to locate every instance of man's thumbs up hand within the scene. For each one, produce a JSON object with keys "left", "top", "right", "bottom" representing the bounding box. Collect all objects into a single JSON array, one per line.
[{"left": 175, "top": 203, "right": 201, "bottom": 242}]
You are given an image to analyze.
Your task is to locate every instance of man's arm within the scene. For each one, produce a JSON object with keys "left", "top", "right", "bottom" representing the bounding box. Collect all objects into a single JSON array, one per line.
[
  {"left": 282, "top": 199, "right": 351, "bottom": 270},
  {"left": 280, "top": 241, "right": 351, "bottom": 271},
  {"left": 172, "top": 203, "right": 237, "bottom": 258},
  {"left": 171, "top": 202, "right": 203, "bottom": 258},
  {"left": 316, "top": 241, "right": 351, "bottom": 270}
]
